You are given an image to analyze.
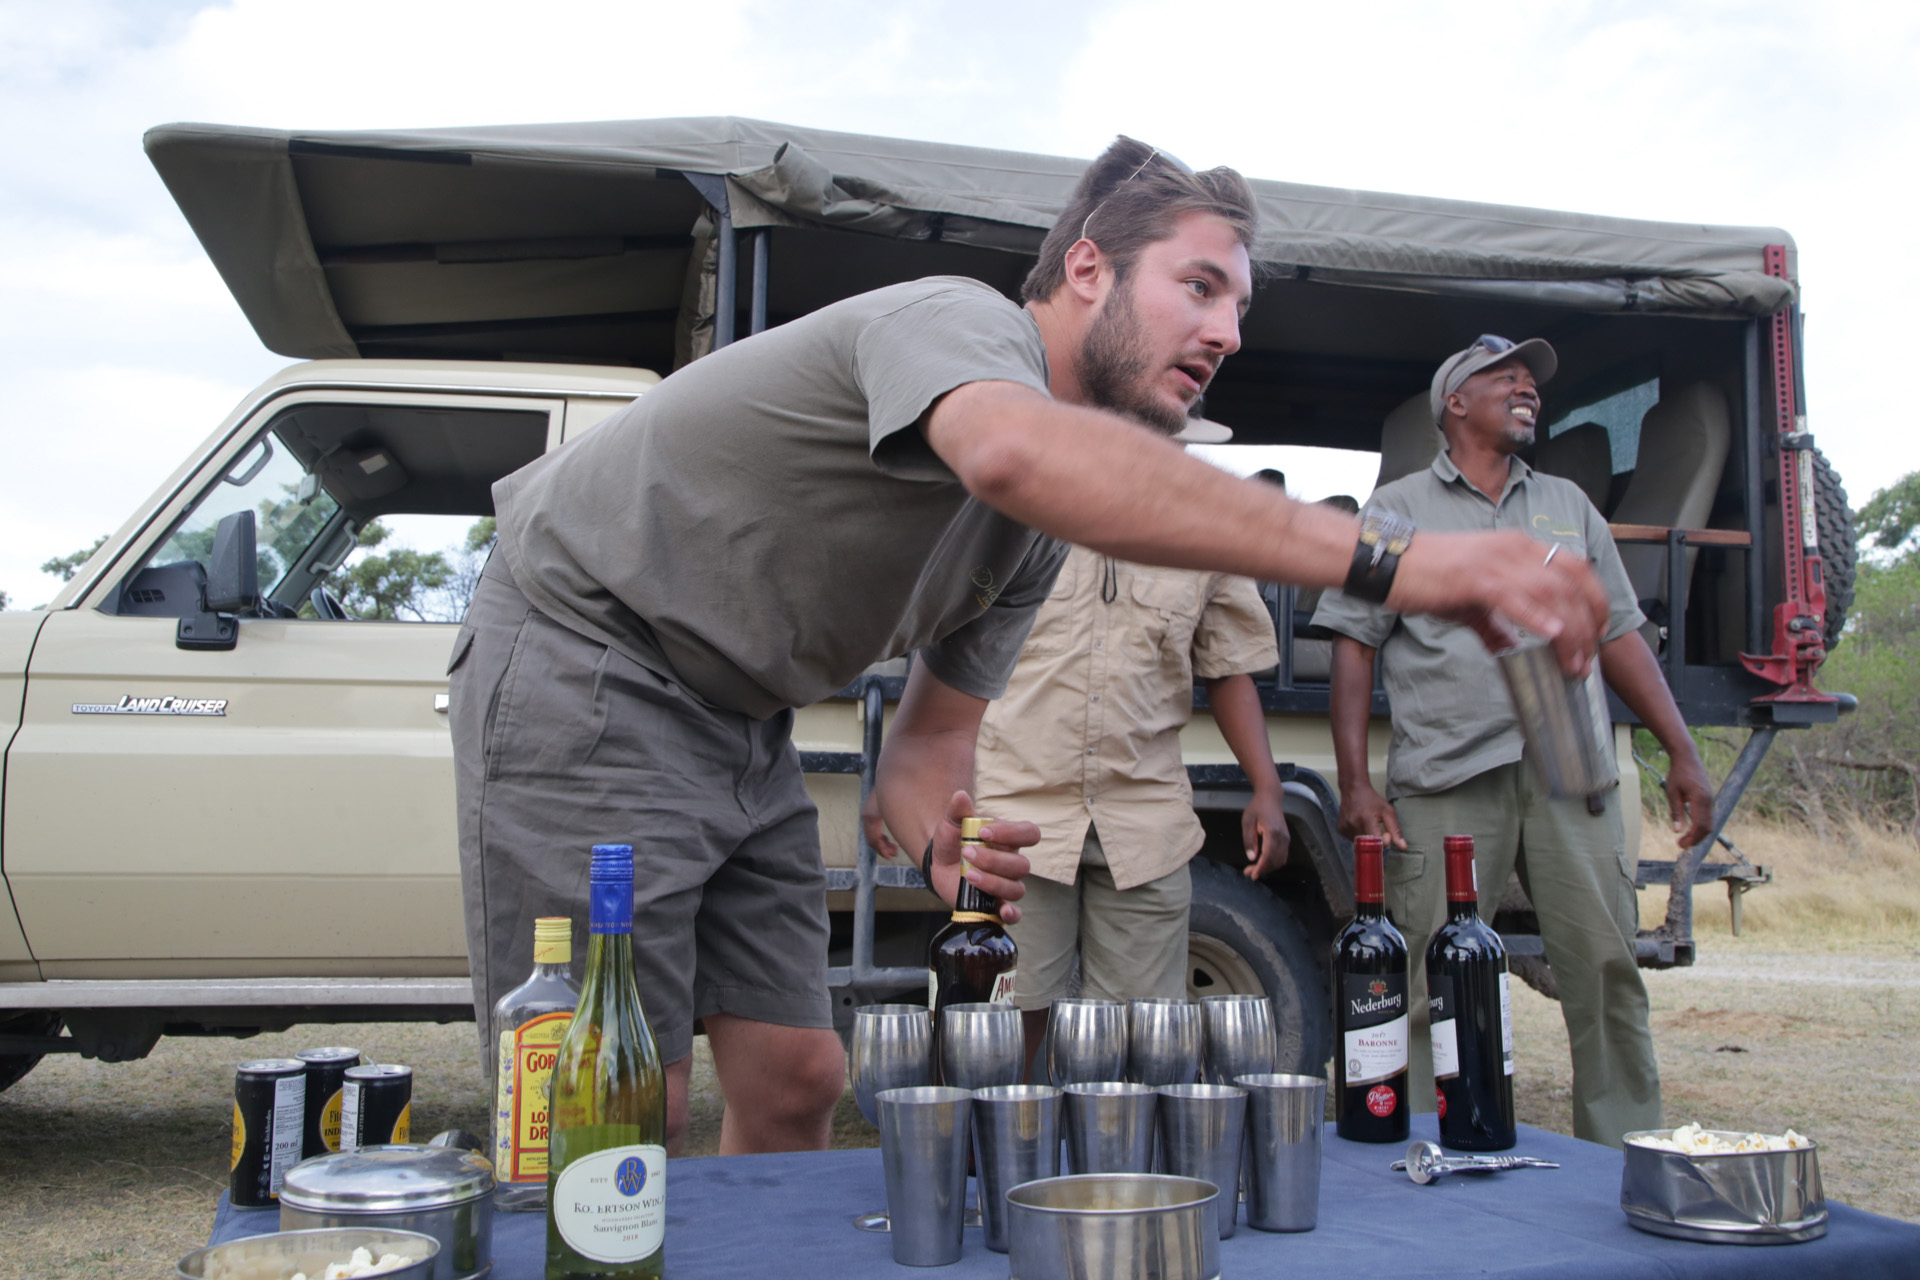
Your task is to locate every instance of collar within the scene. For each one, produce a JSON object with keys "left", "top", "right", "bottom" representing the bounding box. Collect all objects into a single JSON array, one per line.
[{"left": 1431, "top": 446, "right": 1534, "bottom": 503}]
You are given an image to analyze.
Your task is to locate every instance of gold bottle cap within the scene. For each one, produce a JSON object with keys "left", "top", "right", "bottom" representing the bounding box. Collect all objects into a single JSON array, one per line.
[
  {"left": 960, "top": 817, "right": 987, "bottom": 841},
  {"left": 532, "top": 916, "right": 572, "bottom": 965}
]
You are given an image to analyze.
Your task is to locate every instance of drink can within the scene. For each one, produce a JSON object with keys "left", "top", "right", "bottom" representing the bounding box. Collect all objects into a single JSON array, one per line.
[
  {"left": 230, "top": 1058, "right": 307, "bottom": 1207},
  {"left": 295, "top": 1046, "right": 365, "bottom": 1159},
  {"left": 341, "top": 1063, "right": 413, "bottom": 1150}
]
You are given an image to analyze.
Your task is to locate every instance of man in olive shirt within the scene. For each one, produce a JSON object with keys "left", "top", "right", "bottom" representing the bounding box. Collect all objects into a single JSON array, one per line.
[
  {"left": 1312, "top": 336, "right": 1716, "bottom": 1146},
  {"left": 455, "top": 138, "right": 1614, "bottom": 1160}
]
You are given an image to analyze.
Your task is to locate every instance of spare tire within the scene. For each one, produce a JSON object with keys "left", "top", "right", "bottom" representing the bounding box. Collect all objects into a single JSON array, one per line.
[{"left": 1809, "top": 446, "right": 1856, "bottom": 648}]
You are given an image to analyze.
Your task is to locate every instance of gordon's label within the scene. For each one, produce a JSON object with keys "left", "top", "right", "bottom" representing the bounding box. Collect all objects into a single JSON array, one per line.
[
  {"left": 553, "top": 1144, "right": 667, "bottom": 1262},
  {"left": 1429, "top": 977, "right": 1459, "bottom": 1080},
  {"left": 497, "top": 1011, "right": 572, "bottom": 1182},
  {"left": 231, "top": 1101, "right": 246, "bottom": 1171},
  {"left": 1341, "top": 973, "right": 1408, "bottom": 1086},
  {"left": 989, "top": 969, "right": 1017, "bottom": 1005}
]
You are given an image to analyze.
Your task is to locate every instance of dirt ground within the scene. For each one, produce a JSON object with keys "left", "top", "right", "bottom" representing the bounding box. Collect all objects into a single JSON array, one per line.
[{"left": 5, "top": 928, "right": 1916, "bottom": 1279}]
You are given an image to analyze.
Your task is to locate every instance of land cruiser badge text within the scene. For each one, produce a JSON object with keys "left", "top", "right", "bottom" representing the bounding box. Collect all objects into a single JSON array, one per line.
[{"left": 72, "top": 695, "right": 228, "bottom": 716}]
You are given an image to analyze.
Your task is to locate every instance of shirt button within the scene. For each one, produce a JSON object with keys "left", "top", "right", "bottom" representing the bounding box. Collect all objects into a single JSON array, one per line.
[
  {"left": 1086, "top": 748, "right": 1095, "bottom": 756},
  {"left": 1095, "top": 640, "right": 1104, "bottom": 649},
  {"left": 1090, "top": 695, "right": 1100, "bottom": 703}
]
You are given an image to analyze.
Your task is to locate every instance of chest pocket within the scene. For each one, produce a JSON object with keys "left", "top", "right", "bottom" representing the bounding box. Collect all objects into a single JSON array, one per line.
[
  {"left": 1126, "top": 570, "right": 1202, "bottom": 657},
  {"left": 1018, "top": 556, "right": 1079, "bottom": 659}
]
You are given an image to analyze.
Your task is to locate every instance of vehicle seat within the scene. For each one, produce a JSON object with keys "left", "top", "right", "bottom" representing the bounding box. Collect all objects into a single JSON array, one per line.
[
  {"left": 1530, "top": 422, "right": 1612, "bottom": 513},
  {"left": 1608, "top": 382, "right": 1731, "bottom": 649},
  {"left": 1374, "top": 392, "right": 1443, "bottom": 489}
]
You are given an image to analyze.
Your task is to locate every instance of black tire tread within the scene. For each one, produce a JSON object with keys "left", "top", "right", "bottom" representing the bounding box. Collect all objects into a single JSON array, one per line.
[
  {"left": 1809, "top": 446, "right": 1856, "bottom": 648},
  {"left": 1187, "top": 858, "right": 1332, "bottom": 1074}
]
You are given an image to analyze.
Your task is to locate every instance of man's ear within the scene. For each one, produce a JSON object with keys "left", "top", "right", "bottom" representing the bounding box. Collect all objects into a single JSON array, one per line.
[{"left": 1061, "top": 238, "right": 1110, "bottom": 306}]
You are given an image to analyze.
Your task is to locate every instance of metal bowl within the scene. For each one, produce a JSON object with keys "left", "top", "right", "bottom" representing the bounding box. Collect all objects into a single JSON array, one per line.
[
  {"left": 1005, "top": 1173, "right": 1219, "bottom": 1280},
  {"left": 177, "top": 1226, "right": 437, "bottom": 1280},
  {"left": 280, "top": 1145, "right": 494, "bottom": 1280},
  {"left": 1621, "top": 1130, "right": 1826, "bottom": 1244}
]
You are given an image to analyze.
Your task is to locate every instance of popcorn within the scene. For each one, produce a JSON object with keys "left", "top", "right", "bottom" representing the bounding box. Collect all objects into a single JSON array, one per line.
[
  {"left": 288, "top": 1245, "right": 416, "bottom": 1280},
  {"left": 1629, "top": 1123, "right": 1813, "bottom": 1155}
]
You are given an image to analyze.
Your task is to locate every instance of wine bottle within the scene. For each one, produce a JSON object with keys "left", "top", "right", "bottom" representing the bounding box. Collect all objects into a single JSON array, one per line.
[
  {"left": 1332, "top": 834, "right": 1410, "bottom": 1143},
  {"left": 494, "top": 916, "right": 580, "bottom": 1211},
  {"left": 1427, "top": 834, "right": 1516, "bottom": 1151},
  {"left": 928, "top": 817, "right": 1018, "bottom": 1080},
  {"left": 546, "top": 845, "right": 666, "bottom": 1280}
]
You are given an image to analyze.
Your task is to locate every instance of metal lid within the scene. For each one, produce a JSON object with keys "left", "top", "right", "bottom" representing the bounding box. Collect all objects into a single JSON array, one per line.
[
  {"left": 295, "top": 1047, "right": 363, "bottom": 1066},
  {"left": 344, "top": 1063, "right": 413, "bottom": 1082},
  {"left": 237, "top": 1058, "right": 306, "bottom": 1076},
  {"left": 280, "top": 1144, "right": 494, "bottom": 1212}
]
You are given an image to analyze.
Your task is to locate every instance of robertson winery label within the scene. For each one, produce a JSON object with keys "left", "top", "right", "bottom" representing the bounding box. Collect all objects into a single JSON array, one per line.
[
  {"left": 1342, "top": 973, "right": 1409, "bottom": 1086},
  {"left": 553, "top": 1144, "right": 667, "bottom": 1263}
]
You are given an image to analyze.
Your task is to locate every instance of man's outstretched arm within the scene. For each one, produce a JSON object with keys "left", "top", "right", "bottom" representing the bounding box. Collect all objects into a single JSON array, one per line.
[
  {"left": 922, "top": 380, "right": 1609, "bottom": 675},
  {"left": 1599, "top": 632, "right": 1715, "bottom": 849}
]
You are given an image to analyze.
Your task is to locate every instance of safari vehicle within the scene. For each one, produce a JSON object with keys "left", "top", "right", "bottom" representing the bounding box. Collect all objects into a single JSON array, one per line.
[{"left": 0, "top": 118, "right": 1853, "bottom": 1091}]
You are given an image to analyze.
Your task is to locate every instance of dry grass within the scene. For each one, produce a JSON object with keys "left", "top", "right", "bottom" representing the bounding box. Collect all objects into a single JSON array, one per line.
[{"left": 1636, "top": 811, "right": 1920, "bottom": 945}]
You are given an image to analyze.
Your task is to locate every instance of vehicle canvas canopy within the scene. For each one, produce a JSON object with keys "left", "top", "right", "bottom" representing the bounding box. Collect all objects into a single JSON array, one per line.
[{"left": 146, "top": 116, "right": 1797, "bottom": 456}]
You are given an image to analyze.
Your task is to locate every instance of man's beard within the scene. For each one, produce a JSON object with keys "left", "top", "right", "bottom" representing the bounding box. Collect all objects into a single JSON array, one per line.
[{"left": 1074, "top": 278, "right": 1188, "bottom": 435}]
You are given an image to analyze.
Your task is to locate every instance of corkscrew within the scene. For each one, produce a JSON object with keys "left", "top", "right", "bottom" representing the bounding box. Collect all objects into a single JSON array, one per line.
[{"left": 1392, "top": 1140, "right": 1560, "bottom": 1184}]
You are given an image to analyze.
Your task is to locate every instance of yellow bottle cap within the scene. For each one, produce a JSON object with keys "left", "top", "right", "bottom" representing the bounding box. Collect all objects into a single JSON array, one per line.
[
  {"left": 960, "top": 817, "right": 987, "bottom": 841},
  {"left": 532, "top": 916, "right": 571, "bottom": 965}
]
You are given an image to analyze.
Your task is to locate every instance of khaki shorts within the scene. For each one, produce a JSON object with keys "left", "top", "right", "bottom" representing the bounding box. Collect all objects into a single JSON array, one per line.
[
  {"left": 450, "top": 563, "right": 831, "bottom": 1069},
  {"left": 1006, "top": 823, "right": 1191, "bottom": 1009}
]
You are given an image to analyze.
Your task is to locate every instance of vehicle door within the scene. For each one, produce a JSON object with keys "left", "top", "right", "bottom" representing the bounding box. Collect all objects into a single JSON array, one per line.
[{"left": 4, "top": 389, "right": 561, "bottom": 977}]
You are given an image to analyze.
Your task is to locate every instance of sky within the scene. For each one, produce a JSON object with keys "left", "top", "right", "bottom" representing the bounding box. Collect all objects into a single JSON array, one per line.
[{"left": 1, "top": 0, "right": 1916, "bottom": 607}]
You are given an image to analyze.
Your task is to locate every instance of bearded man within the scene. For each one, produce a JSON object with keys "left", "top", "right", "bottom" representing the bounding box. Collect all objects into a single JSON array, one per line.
[{"left": 452, "top": 142, "right": 1612, "bottom": 1158}]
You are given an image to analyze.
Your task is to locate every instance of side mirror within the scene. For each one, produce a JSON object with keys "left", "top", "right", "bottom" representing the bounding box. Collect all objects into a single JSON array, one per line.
[
  {"left": 204, "top": 510, "right": 260, "bottom": 614},
  {"left": 177, "top": 510, "right": 257, "bottom": 651}
]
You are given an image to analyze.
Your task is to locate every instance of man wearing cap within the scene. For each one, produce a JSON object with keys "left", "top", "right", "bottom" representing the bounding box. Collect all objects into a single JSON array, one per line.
[
  {"left": 868, "top": 416, "right": 1289, "bottom": 1070},
  {"left": 1312, "top": 336, "right": 1715, "bottom": 1146}
]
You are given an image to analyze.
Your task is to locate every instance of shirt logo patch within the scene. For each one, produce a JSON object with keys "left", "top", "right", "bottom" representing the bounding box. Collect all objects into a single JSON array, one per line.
[{"left": 970, "top": 565, "right": 1000, "bottom": 610}]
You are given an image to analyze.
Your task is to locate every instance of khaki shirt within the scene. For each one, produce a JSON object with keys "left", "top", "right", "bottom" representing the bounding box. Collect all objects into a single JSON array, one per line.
[
  {"left": 973, "top": 547, "right": 1279, "bottom": 891},
  {"left": 1311, "top": 450, "right": 1644, "bottom": 799}
]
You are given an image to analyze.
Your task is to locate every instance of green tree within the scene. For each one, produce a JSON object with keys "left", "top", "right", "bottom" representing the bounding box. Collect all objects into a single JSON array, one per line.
[
  {"left": 42, "top": 536, "right": 108, "bottom": 583},
  {"left": 1855, "top": 472, "right": 1920, "bottom": 563},
  {"left": 330, "top": 521, "right": 454, "bottom": 621}
]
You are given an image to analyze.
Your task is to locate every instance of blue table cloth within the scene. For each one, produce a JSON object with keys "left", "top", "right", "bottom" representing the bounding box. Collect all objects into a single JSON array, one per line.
[{"left": 211, "top": 1119, "right": 1920, "bottom": 1278}]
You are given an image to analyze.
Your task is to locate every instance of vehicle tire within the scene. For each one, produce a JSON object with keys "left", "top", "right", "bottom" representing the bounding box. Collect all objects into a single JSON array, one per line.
[
  {"left": 1186, "top": 859, "right": 1331, "bottom": 1074},
  {"left": 0, "top": 1010, "right": 61, "bottom": 1094},
  {"left": 1809, "top": 446, "right": 1856, "bottom": 648}
]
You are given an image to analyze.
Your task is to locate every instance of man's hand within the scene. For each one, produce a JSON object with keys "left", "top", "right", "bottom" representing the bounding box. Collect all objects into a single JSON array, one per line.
[
  {"left": 924, "top": 790, "right": 1037, "bottom": 924},
  {"left": 1338, "top": 781, "right": 1406, "bottom": 850},
  {"left": 1241, "top": 785, "right": 1290, "bottom": 879},
  {"left": 860, "top": 787, "right": 901, "bottom": 860},
  {"left": 1666, "top": 754, "right": 1716, "bottom": 851},
  {"left": 1393, "top": 530, "right": 1610, "bottom": 677}
]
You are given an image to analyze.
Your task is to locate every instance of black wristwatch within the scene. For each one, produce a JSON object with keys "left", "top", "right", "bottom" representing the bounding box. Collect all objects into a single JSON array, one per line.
[{"left": 1344, "top": 511, "right": 1415, "bottom": 604}]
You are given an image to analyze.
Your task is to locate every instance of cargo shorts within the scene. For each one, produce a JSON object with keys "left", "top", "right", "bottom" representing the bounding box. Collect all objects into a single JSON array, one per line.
[{"left": 449, "top": 562, "right": 832, "bottom": 1069}]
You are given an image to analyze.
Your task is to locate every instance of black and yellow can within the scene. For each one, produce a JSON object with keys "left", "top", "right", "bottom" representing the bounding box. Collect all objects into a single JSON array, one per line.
[
  {"left": 230, "top": 1058, "right": 307, "bottom": 1207},
  {"left": 340, "top": 1063, "right": 413, "bottom": 1150},
  {"left": 295, "top": 1046, "right": 365, "bottom": 1159}
]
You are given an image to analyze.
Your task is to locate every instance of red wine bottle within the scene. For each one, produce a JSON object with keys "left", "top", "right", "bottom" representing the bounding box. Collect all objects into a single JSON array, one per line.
[
  {"left": 1427, "top": 834, "right": 1516, "bottom": 1151},
  {"left": 927, "top": 818, "right": 1018, "bottom": 1082},
  {"left": 1333, "top": 834, "right": 1409, "bottom": 1143}
]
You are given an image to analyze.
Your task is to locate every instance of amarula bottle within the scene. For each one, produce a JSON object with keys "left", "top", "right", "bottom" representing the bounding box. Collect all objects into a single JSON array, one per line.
[
  {"left": 1333, "top": 834, "right": 1410, "bottom": 1143},
  {"left": 928, "top": 817, "right": 1018, "bottom": 1080},
  {"left": 494, "top": 916, "right": 580, "bottom": 1211},
  {"left": 546, "top": 846, "right": 666, "bottom": 1280},
  {"left": 1427, "top": 834, "right": 1516, "bottom": 1151}
]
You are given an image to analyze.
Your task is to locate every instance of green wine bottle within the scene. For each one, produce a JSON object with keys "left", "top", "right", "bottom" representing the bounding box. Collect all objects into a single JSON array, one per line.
[{"left": 546, "top": 845, "right": 667, "bottom": 1279}]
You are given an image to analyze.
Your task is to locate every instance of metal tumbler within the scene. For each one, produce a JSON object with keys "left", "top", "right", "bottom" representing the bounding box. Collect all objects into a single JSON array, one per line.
[
  {"left": 1157, "top": 1083, "right": 1248, "bottom": 1238},
  {"left": 850, "top": 1004, "right": 933, "bottom": 1126},
  {"left": 970, "top": 1084, "right": 1061, "bottom": 1253},
  {"left": 1497, "top": 641, "right": 1619, "bottom": 799},
  {"left": 1199, "top": 994, "right": 1275, "bottom": 1085},
  {"left": 877, "top": 1085, "right": 973, "bottom": 1266},
  {"left": 1237, "top": 1071, "right": 1326, "bottom": 1232},
  {"left": 1064, "top": 1082, "right": 1157, "bottom": 1175},
  {"left": 1045, "top": 998, "right": 1128, "bottom": 1087},
  {"left": 939, "top": 1002, "right": 1024, "bottom": 1091},
  {"left": 1127, "top": 998, "right": 1202, "bottom": 1087}
]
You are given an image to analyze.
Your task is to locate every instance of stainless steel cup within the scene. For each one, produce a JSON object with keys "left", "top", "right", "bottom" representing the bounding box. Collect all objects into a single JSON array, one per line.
[
  {"left": 877, "top": 1085, "right": 973, "bottom": 1266},
  {"left": 1045, "top": 998, "right": 1128, "bottom": 1087},
  {"left": 1064, "top": 1082, "right": 1157, "bottom": 1175},
  {"left": 1237, "top": 1071, "right": 1326, "bottom": 1232},
  {"left": 850, "top": 1004, "right": 934, "bottom": 1126},
  {"left": 940, "top": 1002, "right": 1023, "bottom": 1091},
  {"left": 1157, "top": 1083, "right": 1248, "bottom": 1238},
  {"left": 1127, "top": 998, "right": 1202, "bottom": 1087},
  {"left": 971, "top": 1084, "right": 1061, "bottom": 1253},
  {"left": 1497, "top": 640, "right": 1618, "bottom": 799},
  {"left": 1199, "top": 994, "right": 1275, "bottom": 1085},
  {"left": 1005, "top": 1174, "right": 1220, "bottom": 1280}
]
